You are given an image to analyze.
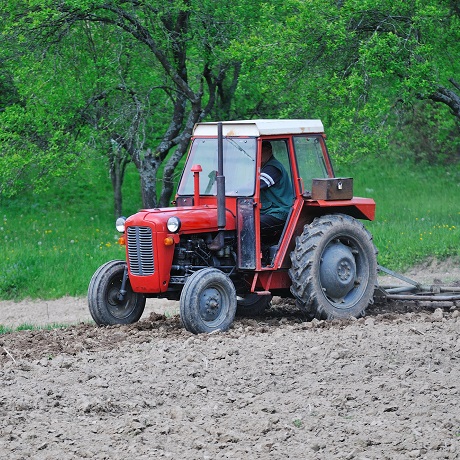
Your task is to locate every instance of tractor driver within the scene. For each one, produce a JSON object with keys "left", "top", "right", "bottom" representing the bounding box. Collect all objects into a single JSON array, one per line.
[{"left": 259, "top": 141, "right": 292, "bottom": 238}]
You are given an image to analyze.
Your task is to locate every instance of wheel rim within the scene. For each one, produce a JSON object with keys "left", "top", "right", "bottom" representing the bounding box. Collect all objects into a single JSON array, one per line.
[
  {"left": 319, "top": 237, "right": 367, "bottom": 309},
  {"left": 106, "top": 278, "right": 138, "bottom": 320},
  {"left": 198, "top": 285, "right": 228, "bottom": 326}
]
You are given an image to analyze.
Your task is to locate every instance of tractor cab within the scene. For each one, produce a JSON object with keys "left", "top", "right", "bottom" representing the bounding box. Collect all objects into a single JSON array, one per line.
[{"left": 176, "top": 120, "right": 336, "bottom": 270}]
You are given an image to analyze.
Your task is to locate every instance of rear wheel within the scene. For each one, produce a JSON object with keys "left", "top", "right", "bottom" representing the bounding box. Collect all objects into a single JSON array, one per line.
[
  {"left": 236, "top": 293, "right": 272, "bottom": 316},
  {"left": 180, "top": 268, "right": 237, "bottom": 334},
  {"left": 289, "top": 214, "right": 377, "bottom": 319},
  {"left": 88, "top": 260, "right": 146, "bottom": 325}
]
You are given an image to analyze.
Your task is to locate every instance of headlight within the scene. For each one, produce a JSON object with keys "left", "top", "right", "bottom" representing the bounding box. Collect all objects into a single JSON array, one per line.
[
  {"left": 167, "top": 216, "right": 181, "bottom": 233},
  {"left": 116, "top": 216, "right": 127, "bottom": 233}
]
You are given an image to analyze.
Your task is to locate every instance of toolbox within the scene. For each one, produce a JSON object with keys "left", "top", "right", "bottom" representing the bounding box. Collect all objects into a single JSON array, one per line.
[{"left": 311, "top": 177, "right": 353, "bottom": 201}]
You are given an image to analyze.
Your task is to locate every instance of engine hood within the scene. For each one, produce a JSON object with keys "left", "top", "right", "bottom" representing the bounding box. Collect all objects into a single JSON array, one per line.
[{"left": 126, "top": 205, "right": 236, "bottom": 233}]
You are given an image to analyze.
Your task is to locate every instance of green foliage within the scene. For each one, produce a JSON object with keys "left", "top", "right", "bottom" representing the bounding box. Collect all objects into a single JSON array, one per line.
[
  {"left": 0, "top": 156, "right": 141, "bottom": 300},
  {"left": 0, "top": 323, "right": 75, "bottom": 335},
  {"left": 337, "top": 156, "right": 460, "bottom": 271},
  {"left": 0, "top": 0, "right": 459, "bottom": 256},
  {"left": 0, "top": 64, "right": 19, "bottom": 110},
  {"left": 228, "top": 0, "right": 460, "bottom": 164},
  {"left": 292, "top": 419, "right": 302, "bottom": 428},
  {"left": 1, "top": 153, "right": 458, "bottom": 301},
  {"left": 389, "top": 100, "right": 460, "bottom": 164},
  {"left": 0, "top": 104, "right": 89, "bottom": 198},
  {"left": 1, "top": 0, "right": 270, "bottom": 207}
]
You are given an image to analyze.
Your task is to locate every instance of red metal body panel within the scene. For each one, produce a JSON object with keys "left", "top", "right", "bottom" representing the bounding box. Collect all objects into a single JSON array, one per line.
[
  {"left": 240, "top": 196, "right": 375, "bottom": 294},
  {"left": 131, "top": 205, "right": 236, "bottom": 233},
  {"left": 304, "top": 197, "right": 376, "bottom": 221},
  {"left": 127, "top": 221, "right": 176, "bottom": 293},
  {"left": 250, "top": 270, "right": 292, "bottom": 291},
  {"left": 190, "top": 197, "right": 239, "bottom": 221}
]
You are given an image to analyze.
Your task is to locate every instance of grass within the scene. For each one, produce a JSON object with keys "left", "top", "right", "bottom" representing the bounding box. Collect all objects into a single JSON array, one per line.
[
  {"left": 337, "top": 157, "right": 460, "bottom": 271},
  {"left": 0, "top": 157, "right": 142, "bottom": 300},
  {"left": 0, "top": 322, "right": 73, "bottom": 335},
  {"left": 0, "top": 153, "right": 459, "bottom": 301}
]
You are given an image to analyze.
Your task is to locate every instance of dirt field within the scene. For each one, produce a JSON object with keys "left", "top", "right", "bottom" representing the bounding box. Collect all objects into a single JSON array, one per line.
[{"left": 0, "top": 260, "right": 459, "bottom": 459}]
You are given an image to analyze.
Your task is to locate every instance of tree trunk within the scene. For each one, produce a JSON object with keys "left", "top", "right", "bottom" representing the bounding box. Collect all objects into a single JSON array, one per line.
[
  {"left": 109, "top": 147, "right": 130, "bottom": 218},
  {"left": 158, "top": 142, "right": 188, "bottom": 207},
  {"left": 428, "top": 79, "right": 460, "bottom": 121},
  {"left": 134, "top": 149, "right": 160, "bottom": 209},
  {"left": 111, "top": 168, "right": 123, "bottom": 218}
]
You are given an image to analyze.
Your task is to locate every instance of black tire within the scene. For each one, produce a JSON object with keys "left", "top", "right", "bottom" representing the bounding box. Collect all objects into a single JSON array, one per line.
[
  {"left": 236, "top": 293, "right": 272, "bottom": 316},
  {"left": 88, "top": 260, "right": 146, "bottom": 325},
  {"left": 180, "top": 268, "right": 237, "bottom": 334},
  {"left": 289, "top": 214, "right": 377, "bottom": 319}
]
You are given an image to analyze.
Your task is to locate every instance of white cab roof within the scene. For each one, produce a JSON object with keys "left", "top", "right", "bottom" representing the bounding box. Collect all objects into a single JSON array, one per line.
[{"left": 193, "top": 119, "right": 324, "bottom": 137}]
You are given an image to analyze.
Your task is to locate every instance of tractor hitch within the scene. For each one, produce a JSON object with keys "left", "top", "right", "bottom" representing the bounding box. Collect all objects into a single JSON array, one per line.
[{"left": 375, "top": 265, "right": 460, "bottom": 303}]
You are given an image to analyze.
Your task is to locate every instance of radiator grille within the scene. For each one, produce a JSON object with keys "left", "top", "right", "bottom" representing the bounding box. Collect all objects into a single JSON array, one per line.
[{"left": 127, "top": 226, "right": 154, "bottom": 276}]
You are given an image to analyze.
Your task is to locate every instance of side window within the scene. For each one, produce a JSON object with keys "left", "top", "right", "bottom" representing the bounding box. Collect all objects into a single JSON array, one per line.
[
  {"left": 269, "top": 139, "right": 294, "bottom": 197},
  {"left": 293, "top": 136, "right": 328, "bottom": 193}
]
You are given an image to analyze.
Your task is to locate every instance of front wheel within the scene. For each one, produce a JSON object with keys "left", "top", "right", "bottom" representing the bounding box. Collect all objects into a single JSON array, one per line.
[
  {"left": 88, "top": 260, "right": 146, "bottom": 325},
  {"left": 289, "top": 214, "right": 377, "bottom": 319},
  {"left": 180, "top": 268, "right": 237, "bottom": 334}
]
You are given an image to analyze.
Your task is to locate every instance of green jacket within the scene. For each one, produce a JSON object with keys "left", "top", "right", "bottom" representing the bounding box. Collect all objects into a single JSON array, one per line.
[{"left": 260, "top": 156, "right": 292, "bottom": 220}]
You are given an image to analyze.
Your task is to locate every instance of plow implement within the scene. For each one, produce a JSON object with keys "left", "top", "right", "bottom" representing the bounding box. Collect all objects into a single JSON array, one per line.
[{"left": 375, "top": 265, "right": 460, "bottom": 306}]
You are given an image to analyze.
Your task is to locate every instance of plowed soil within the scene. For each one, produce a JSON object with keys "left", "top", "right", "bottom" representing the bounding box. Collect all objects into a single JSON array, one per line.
[{"left": 1, "top": 260, "right": 459, "bottom": 459}]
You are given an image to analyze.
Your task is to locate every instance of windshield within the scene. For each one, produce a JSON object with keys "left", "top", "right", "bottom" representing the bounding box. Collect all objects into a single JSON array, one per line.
[{"left": 178, "top": 137, "right": 257, "bottom": 196}]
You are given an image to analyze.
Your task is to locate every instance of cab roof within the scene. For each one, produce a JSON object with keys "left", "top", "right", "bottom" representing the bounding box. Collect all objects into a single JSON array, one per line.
[{"left": 193, "top": 119, "right": 324, "bottom": 137}]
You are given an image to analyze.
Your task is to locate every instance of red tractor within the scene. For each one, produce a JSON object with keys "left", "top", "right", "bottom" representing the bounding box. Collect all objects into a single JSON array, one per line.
[{"left": 88, "top": 120, "right": 377, "bottom": 333}]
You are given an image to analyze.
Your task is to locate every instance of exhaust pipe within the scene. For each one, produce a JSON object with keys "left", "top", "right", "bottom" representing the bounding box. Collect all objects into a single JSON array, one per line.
[
  {"left": 191, "top": 164, "right": 202, "bottom": 206},
  {"left": 208, "top": 121, "right": 226, "bottom": 251},
  {"left": 216, "top": 121, "right": 226, "bottom": 229}
]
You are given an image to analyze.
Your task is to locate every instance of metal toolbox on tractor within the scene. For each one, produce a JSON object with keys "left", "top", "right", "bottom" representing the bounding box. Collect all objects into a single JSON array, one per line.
[{"left": 311, "top": 177, "right": 353, "bottom": 201}]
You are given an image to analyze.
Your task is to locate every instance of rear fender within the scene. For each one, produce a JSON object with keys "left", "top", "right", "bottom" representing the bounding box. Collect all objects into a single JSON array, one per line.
[
  {"left": 266, "top": 197, "right": 375, "bottom": 271},
  {"left": 303, "top": 197, "right": 376, "bottom": 221}
]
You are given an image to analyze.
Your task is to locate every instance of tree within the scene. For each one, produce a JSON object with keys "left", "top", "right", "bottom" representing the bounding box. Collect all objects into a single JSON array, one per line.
[
  {"left": 2, "top": 0, "right": 458, "bottom": 209},
  {"left": 231, "top": 0, "right": 460, "bottom": 163},
  {"left": 2, "top": 0, "right": 250, "bottom": 209},
  {"left": 0, "top": 64, "right": 19, "bottom": 112}
]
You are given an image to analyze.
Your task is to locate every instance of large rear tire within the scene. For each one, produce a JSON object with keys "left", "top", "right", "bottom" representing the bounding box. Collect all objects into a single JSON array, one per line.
[
  {"left": 88, "top": 260, "right": 146, "bottom": 325},
  {"left": 180, "top": 268, "right": 237, "bottom": 334},
  {"left": 289, "top": 214, "right": 377, "bottom": 319}
]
